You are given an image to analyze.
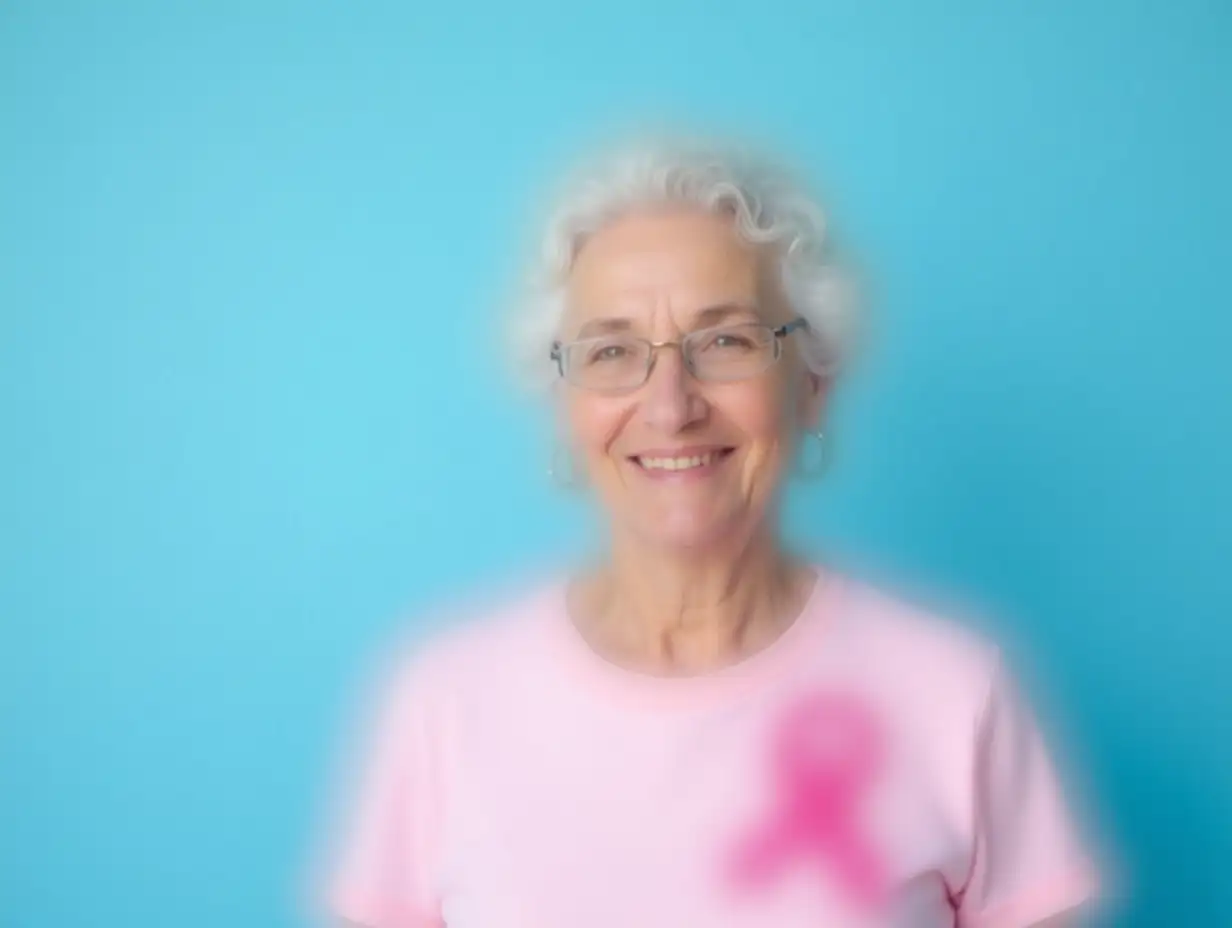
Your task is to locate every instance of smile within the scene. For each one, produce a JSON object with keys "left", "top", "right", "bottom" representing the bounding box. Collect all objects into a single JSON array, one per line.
[{"left": 631, "top": 448, "right": 734, "bottom": 472}]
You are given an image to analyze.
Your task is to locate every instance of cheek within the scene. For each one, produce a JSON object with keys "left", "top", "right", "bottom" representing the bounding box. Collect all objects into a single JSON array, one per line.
[
  {"left": 720, "top": 377, "right": 795, "bottom": 455},
  {"left": 563, "top": 393, "right": 624, "bottom": 462},
  {"left": 714, "top": 378, "right": 798, "bottom": 498}
]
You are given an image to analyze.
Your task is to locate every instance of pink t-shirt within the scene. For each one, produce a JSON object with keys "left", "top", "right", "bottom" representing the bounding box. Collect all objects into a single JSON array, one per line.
[{"left": 322, "top": 571, "right": 1099, "bottom": 927}]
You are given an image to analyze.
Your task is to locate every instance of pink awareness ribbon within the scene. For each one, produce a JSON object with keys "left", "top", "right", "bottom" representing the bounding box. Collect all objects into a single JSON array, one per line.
[{"left": 728, "top": 691, "right": 887, "bottom": 911}]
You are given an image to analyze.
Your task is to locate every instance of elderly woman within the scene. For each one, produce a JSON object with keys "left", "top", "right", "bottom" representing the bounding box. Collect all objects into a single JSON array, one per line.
[{"left": 321, "top": 137, "right": 1101, "bottom": 927}]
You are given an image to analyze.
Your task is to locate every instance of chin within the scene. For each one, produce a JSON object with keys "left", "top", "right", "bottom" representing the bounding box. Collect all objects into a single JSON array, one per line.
[{"left": 632, "top": 509, "right": 750, "bottom": 553}]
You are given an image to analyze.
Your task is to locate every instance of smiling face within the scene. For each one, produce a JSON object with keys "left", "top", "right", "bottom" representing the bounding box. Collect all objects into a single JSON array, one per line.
[{"left": 557, "top": 207, "right": 827, "bottom": 554}]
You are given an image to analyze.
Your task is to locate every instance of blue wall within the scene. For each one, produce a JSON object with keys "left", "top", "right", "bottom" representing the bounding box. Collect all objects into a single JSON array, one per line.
[{"left": 2, "top": 3, "right": 1228, "bottom": 925}]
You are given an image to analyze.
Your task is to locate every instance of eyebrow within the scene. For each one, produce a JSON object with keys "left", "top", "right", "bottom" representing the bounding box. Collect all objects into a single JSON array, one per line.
[
  {"left": 573, "top": 317, "right": 634, "bottom": 338},
  {"left": 571, "top": 303, "right": 761, "bottom": 339},
  {"left": 694, "top": 303, "right": 761, "bottom": 326}
]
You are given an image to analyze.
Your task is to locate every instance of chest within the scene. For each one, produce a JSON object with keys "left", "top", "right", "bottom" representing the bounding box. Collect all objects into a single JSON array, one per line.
[{"left": 436, "top": 693, "right": 967, "bottom": 928}]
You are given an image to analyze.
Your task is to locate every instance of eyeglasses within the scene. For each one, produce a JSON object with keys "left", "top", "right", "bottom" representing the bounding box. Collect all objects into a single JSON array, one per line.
[{"left": 550, "top": 318, "right": 808, "bottom": 393}]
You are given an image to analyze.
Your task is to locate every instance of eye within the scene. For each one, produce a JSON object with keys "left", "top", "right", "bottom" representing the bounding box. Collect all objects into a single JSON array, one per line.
[
  {"left": 705, "top": 332, "right": 756, "bottom": 351},
  {"left": 585, "top": 342, "right": 631, "bottom": 364}
]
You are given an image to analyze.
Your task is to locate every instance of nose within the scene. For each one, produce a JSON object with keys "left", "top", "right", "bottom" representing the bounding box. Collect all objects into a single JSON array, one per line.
[{"left": 639, "top": 344, "right": 707, "bottom": 433}]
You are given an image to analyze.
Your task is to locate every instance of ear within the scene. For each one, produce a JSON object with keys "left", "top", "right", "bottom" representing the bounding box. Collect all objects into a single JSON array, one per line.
[{"left": 798, "top": 371, "right": 830, "bottom": 431}]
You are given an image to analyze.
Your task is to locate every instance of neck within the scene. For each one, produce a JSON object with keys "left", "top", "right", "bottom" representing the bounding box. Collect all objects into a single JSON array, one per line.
[{"left": 576, "top": 525, "right": 813, "bottom": 674}]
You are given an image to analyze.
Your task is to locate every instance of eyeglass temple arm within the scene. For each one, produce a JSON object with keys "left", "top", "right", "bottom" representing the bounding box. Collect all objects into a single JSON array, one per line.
[{"left": 774, "top": 317, "right": 809, "bottom": 337}]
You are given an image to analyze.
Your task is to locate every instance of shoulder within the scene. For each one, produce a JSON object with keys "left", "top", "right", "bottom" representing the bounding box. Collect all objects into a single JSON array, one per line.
[
  {"left": 829, "top": 572, "right": 1068, "bottom": 822},
  {"left": 369, "top": 575, "right": 564, "bottom": 709},
  {"left": 839, "top": 572, "right": 1004, "bottom": 672},
  {"left": 832, "top": 570, "right": 1011, "bottom": 719}
]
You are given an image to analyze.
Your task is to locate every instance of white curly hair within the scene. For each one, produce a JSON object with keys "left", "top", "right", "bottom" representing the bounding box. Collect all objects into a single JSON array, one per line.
[{"left": 507, "top": 134, "right": 862, "bottom": 392}]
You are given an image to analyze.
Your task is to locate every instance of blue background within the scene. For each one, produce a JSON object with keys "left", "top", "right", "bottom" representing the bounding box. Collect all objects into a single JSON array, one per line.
[{"left": 2, "top": 3, "right": 1229, "bottom": 925}]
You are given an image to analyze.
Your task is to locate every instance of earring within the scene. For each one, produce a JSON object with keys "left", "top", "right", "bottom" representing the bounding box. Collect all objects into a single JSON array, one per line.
[
  {"left": 796, "top": 430, "right": 832, "bottom": 480},
  {"left": 548, "top": 443, "right": 584, "bottom": 489}
]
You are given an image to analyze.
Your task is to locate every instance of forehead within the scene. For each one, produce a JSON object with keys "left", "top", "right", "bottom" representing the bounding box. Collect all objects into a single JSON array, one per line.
[{"left": 565, "top": 209, "right": 769, "bottom": 320}]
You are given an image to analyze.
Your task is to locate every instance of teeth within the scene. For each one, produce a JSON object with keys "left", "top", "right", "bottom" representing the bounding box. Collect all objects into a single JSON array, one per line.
[{"left": 639, "top": 453, "right": 713, "bottom": 471}]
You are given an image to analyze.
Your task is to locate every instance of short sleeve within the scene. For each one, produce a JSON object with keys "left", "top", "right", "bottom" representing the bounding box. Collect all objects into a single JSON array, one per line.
[
  {"left": 954, "top": 651, "right": 1100, "bottom": 928},
  {"left": 324, "top": 658, "right": 446, "bottom": 928}
]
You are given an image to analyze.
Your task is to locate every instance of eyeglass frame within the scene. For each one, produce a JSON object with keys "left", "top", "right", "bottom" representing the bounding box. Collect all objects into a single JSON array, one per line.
[{"left": 549, "top": 316, "right": 810, "bottom": 392}]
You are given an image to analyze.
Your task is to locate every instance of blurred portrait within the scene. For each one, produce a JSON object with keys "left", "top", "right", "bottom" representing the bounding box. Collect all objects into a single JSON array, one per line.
[{"left": 3, "top": 5, "right": 1229, "bottom": 928}]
